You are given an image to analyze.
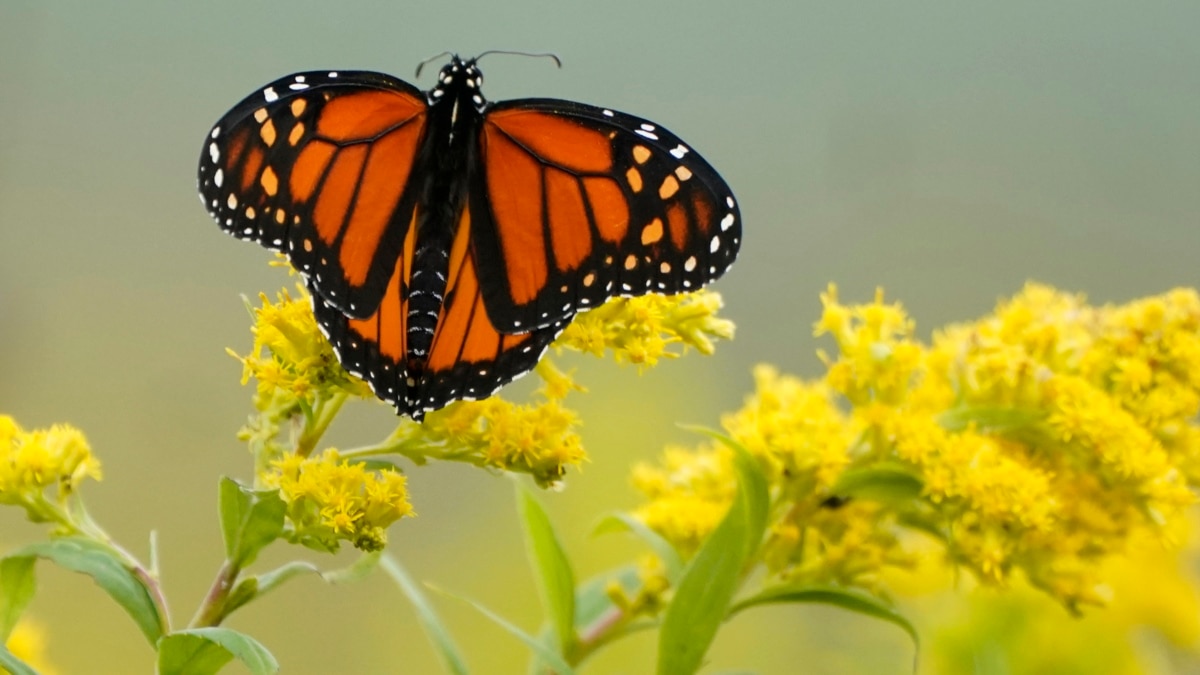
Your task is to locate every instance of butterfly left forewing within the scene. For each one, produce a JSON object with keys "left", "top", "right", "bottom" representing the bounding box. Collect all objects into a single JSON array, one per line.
[
  {"left": 470, "top": 98, "right": 742, "bottom": 333},
  {"left": 198, "top": 70, "right": 429, "bottom": 319}
]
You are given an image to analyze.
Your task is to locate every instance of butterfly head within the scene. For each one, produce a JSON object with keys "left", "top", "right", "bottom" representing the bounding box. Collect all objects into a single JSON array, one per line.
[{"left": 427, "top": 55, "right": 487, "bottom": 112}]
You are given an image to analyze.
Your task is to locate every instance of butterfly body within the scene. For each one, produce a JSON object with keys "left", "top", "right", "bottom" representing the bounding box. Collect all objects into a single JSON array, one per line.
[{"left": 199, "top": 55, "right": 741, "bottom": 419}]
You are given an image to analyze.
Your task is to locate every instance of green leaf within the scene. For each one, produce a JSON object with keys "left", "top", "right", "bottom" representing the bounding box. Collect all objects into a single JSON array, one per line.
[
  {"left": 321, "top": 550, "right": 381, "bottom": 584},
  {"left": 0, "top": 556, "right": 36, "bottom": 641},
  {"left": 0, "top": 644, "right": 37, "bottom": 675},
  {"left": 348, "top": 458, "right": 406, "bottom": 473},
  {"left": 225, "top": 553, "right": 381, "bottom": 618},
  {"left": 592, "top": 513, "right": 684, "bottom": 583},
  {"left": 516, "top": 483, "right": 576, "bottom": 656},
  {"left": 432, "top": 583, "right": 574, "bottom": 675},
  {"left": 218, "top": 477, "right": 285, "bottom": 568},
  {"left": 157, "top": 627, "right": 278, "bottom": 675},
  {"left": 6, "top": 537, "right": 164, "bottom": 643},
  {"left": 657, "top": 434, "right": 769, "bottom": 675},
  {"left": 730, "top": 584, "right": 919, "bottom": 666},
  {"left": 380, "top": 555, "right": 469, "bottom": 675},
  {"left": 830, "top": 464, "right": 924, "bottom": 504}
]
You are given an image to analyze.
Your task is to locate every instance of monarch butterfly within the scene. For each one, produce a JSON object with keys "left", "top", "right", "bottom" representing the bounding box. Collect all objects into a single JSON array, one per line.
[{"left": 198, "top": 54, "right": 741, "bottom": 419}]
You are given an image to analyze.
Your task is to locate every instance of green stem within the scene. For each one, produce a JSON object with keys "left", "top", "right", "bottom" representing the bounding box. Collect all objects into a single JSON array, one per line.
[
  {"left": 189, "top": 559, "right": 241, "bottom": 628},
  {"left": 296, "top": 391, "right": 348, "bottom": 456}
]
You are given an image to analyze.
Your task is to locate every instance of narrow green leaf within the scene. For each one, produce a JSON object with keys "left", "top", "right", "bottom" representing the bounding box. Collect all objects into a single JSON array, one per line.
[
  {"left": 349, "top": 458, "right": 406, "bottom": 473},
  {"left": 379, "top": 554, "right": 469, "bottom": 675},
  {"left": 730, "top": 584, "right": 919, "bottom": 656},
  {"left": 0, "top": 556, "right": 37, "bottom": 641},
  {"left": 158, "top": 628, "right": 278, "bottom": 675},
  {"left": 225, "top": 552, "right": 381, "bottom": 618},
  {"left": 8, "top": 537, "right": 164, "bottom": 643},
  {"left": 592, "top": 513, "right": 684, "bottom": 583},
  {"left": 0, "top": 644, "right": 37, "bottom": 675},
  {"left": 831, "top": 465, "right": 923, "bottom": 503},
  {"left": 657, "top": 435, "right": 769, "bottom": 675},
  {"left": 432, "top": 583, "right": 574, "bottom": 675},
  {"left": 516, "top": 484, "right": 576, "bottom": 656},
  {"left": 218, "top": 477, "right": 285, "bottom": 568},
  {"left": 321, "top": 550, "right": 381, "bottom": 585}
]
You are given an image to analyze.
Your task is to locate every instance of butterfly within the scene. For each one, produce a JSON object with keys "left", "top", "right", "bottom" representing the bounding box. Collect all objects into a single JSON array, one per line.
[{"left": 198, "top": 53, "right": 741, "bottom": 420}]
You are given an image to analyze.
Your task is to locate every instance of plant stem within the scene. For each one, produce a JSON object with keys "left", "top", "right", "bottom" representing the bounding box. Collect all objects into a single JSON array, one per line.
[{"left": 190, "top": 559, "right": 241, "bottom": 628}]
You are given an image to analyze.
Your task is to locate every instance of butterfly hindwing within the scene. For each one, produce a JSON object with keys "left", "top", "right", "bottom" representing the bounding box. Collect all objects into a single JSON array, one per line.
[
  {"left": 198, "top": 70, "right": 429, "bottom": 318},
  {"left": 311, "top": 205, "right": 565, "bottom": 418},
  {"left": 470, "top": 98, "right": 742, "bottom": 332}
]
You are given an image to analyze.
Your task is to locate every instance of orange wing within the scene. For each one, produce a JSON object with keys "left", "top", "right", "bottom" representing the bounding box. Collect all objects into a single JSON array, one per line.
[
  {"left": 310, "top": 205, "right": 564, "bottom": 419},
  {"left": 198, "top": 70, "right": 428, "bottom": 318},
  {"left": 469, "top": 99, "right": 742, "bottom": 332}
]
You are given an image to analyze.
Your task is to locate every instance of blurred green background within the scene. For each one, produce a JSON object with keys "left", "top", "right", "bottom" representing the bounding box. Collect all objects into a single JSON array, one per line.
[{"left": 2, "top": 1, "right": 1199, "bottom": 673}]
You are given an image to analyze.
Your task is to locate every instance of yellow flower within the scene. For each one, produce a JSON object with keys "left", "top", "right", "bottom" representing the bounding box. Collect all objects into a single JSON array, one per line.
[
  {"left": 629, "top": 283, "right": 1200, "bottom": 613},
  {"left": 263, "top": 449, "right": 413, "bottom": 552},
  {"left": 228, "top": 286, "right": 371, "bottom": 412},
  {"left": 0, "top": 415, "right": 101, "bottom": 506},
  {"left": 5, "top": 618, "right": 57, "bottom": 675},
  {"left": 553, "top": 290, "right": 734, "bottom": 368},
  {"left": 631, "top": 445, "right": 735, "bottom": 555}
]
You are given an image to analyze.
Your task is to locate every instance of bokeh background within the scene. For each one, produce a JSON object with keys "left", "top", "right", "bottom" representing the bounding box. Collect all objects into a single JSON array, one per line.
[{"left": 2, "top": 1, "right": 1199, "bottom": 673}]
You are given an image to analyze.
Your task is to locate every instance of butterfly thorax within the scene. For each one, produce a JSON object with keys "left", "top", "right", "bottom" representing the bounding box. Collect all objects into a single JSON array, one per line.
[{"left": 402, "top": 57, "right": 489, "bottom": 377}]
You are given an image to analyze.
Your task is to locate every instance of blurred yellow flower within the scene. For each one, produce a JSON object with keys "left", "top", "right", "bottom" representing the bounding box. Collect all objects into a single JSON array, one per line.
[
  {"left": 0, "top": 415, "right": 101, "bottom": 506},
  {"left": 6, "top": 618, "right": 57, "bottom": 675},
  {"left": 631, "top": 283, "right": 1200, "bottom": 613}
]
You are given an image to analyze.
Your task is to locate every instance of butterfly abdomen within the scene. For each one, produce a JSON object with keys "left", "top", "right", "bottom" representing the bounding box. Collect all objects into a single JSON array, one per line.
[{"left": 403, "top": 80, "right": 485, "bottom": 378}]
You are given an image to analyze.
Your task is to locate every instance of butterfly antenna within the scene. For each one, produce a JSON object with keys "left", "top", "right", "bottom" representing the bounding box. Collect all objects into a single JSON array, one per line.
[
  {"left": 475, "top": 50, "right": 563, "bottom": 69},
  {"left": 415, "top": 51, "right": 455, "bottom": 79}
]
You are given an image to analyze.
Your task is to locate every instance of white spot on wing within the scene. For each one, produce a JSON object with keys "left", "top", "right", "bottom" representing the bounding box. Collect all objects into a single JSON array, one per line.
[
  {"left": 710, "top": 236, "right": 720, "bottom": 253},
  {"left": 721, "top": 213, "right": 735, "bottom": 231},
  {"left": 263, "top": 87, "right": 279, "bottom": 102},
  {"left": 208, "top": 142, "right": 220, "bottom": 163},
  {"left": 214, "top": 168, "right": 224, "bottom": 187},
  {"left": 602, "top": 109, "right": 614, "bottom": 117},
  {"left": 289, "top": 82, "right": 309, "bottom": 90},
  {"left": 329, "top": 71, "right": 339, "bottom": 78},
  {"left": 635, "top": 129, "right": 659, "bottom": 141},
  {"left": 670, "top": 144, "right": 689, "bottom": 159},
  {"left": 210, "top": 127, "right": 220, "bottom": 139}
]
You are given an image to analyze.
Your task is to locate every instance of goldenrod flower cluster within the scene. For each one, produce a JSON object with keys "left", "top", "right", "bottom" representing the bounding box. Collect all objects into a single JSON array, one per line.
[
  {"left": 0, "top": 414, "right": 101, "bottom": 510},
  {"left": 633, "top": 284, "right": 1200, "bottom": 611},
  {"left": 231, "top": 282, "right": 735, "bottom": 550},
  {"left": 554, "top": 291, "right": 734, "bottom": 366},
  {"left": 263, "top": 449, "right": 414, "bottom": 552},
  {"left": 407, "top": 396, "right": 586, "bottom": 487},
  {"left": 228, "top": 287, "right": 372, "bottom": 413}
]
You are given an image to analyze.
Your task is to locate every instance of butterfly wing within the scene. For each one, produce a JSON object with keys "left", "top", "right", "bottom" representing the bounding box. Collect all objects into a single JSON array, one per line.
[
  {"left": 198, "top": 70, "right": 429, "bottom": 318},
  {"left": 311, "top": 205, "right": 564, "bottom": 418},
  {"left": 470, "top": 98, "right": 741, "bottom": 332}
]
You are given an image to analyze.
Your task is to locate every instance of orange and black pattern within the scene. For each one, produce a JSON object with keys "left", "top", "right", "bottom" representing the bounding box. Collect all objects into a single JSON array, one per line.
[{"left": 198, "top": 56, "right": 741, "bottom": 419}]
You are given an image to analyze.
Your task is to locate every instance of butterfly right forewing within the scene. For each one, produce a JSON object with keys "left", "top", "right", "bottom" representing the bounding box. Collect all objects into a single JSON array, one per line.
[{"left": 469, "top": 98, "right": 742, "bottom": 333}]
